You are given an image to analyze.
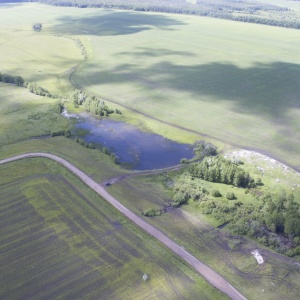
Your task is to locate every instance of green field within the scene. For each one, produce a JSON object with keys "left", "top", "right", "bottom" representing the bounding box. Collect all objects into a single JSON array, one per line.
[
  {"left": 0, "top": 3, "right": 84, "bottom": 94},
  {"left": 1, "top": 3, "right": 299, "bottom": 170},
  {"left": 0, "top": 83, "right": 69, "bottom": 146},
  {"left": 1, "top": 2, "right": 300, "bottom": 299},
  {"left": 107, "top": 173, "right": 300, "bottom": 300},
  {"left": 69, "top": 8, "right": 300, "bottom": 170},
  {"left": 0, "top": 158, "right": 226, "bottom": 299}
]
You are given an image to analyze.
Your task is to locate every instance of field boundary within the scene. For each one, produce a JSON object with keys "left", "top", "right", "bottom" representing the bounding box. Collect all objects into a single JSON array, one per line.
[{"left": 0, "top": 153, "right": 247, "bottom": 300}]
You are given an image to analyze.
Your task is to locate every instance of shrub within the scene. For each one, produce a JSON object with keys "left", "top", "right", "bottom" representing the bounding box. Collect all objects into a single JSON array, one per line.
[
  {"left": 1, "top": 74, "right": 14, "bottom": 83},
  {"left": 226, "top": 192, "right": 235, "bottom": 200},
  {"left": 256, "top": 178, "right": 263, "bottom": 186},
  {"left": 180, "top": 158, "right": 188, "bottom": 164},
  {"left": 102, "top": 147, "right": 109, "bottom": 154},
  {"left": 14, "top": 76, "right": 24, "bottom": 86},
  {"left": 142, "top": 208, "right": 162, "bottom": 217},
  {"left": 211, "top": 189, "right": 222, "bottom": 197}
]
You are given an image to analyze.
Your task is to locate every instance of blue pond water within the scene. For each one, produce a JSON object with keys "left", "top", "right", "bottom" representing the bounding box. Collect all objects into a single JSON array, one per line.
[{"left": 71, "top": 113, "right": 194, "bottom": 170}]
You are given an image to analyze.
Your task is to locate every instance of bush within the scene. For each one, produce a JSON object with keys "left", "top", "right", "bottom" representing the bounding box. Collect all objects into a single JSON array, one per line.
[
  {"left": 142, "top": 208, "right": 163, "bottom": 217},
  {"left": 102, "top": 147, "right": 109, "bottom": 154},
  {"left": 53, "top": 102, "right": 64, "bottom": 113},
  {"left": 226, "top": 192, "right": 235, "bottom": 200},
  {"left": 50, "top": 130, "right": 71, "bottom": 138},
  {"left": 256, "top": 178, "right": 263, "bottom": 186},
  {"left": 211, "top": 189, "right": 222, "bottom": 197},
  {"left": 14, "top": 76, "right": 24, "bottom": 86},
  {"left": 1, "top": 74, "right": 14, "bottom": 83},
  {"left": 286, "top": 246, "right": 300, "bottom": 257}
]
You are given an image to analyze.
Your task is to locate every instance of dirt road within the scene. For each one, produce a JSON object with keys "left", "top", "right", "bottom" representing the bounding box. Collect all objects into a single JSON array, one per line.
[{"left": 0, "top": 153, "right": 247, "bottom": 300}]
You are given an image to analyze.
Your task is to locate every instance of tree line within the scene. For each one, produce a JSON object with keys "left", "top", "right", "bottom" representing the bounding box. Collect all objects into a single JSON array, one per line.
[
  {"left": 38, "top": 0, "right": 300, "bottom": 30},
  {"left": 189, "top": 156, "right": 258, "bottom": 188},
  {"left": 0, "top": 72, "right": 57, "bottom": 98},
  {"left": 70, "top": 89, "right": 121, "bottom": 116}
]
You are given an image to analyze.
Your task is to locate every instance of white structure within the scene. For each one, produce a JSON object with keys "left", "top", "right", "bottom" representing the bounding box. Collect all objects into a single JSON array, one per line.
[
  {"left": 143, "top": 274, "right": 148, "bottom": 281},
  {"left": 251, "top": 250, "right": 264, "bottom": 264}
]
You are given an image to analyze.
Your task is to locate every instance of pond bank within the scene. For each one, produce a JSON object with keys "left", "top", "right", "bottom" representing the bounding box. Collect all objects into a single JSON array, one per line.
[{"left": 64, "top": 111, "right": 195, "bottom": 170}]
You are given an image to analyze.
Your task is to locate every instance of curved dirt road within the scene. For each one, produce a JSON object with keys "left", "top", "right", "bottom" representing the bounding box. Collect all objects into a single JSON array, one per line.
[{"left": 0, "top": 153, "right": 247, "bottom": 300}]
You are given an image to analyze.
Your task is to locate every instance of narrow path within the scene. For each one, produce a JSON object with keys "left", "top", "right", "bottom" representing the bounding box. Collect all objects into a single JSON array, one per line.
[{"left": 0, "top": 153, "right": 247, "bottom": 300}]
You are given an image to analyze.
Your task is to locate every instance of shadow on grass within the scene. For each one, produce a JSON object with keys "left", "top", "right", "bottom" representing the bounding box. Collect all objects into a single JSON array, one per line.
[
  {"left": 84, "top": 60, "right": 300, "bottom": 120},
  {"left": 52, "top": 10, "right": 185, "bottom": 36},
  {"left": 117, "top": 47, "right": 196, "bottom": 58}
]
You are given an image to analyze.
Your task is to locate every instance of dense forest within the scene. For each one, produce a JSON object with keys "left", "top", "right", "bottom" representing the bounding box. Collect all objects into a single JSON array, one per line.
[{"left": 37, "top": 0, "right": 300, "bottom": 29}]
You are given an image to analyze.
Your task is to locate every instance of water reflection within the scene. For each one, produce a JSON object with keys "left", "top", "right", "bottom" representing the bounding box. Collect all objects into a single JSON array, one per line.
[{"left": 70, "top": 113, "right": 194, "bottom": 170}]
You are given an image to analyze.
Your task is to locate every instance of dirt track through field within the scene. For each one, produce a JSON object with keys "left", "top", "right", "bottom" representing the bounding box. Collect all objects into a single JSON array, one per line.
[{"left": 0, "top": 153, "right": 247, "bottom": 300}]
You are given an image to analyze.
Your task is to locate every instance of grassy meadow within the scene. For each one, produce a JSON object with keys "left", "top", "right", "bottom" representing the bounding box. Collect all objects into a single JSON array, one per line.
[
  {"left": 1, "top": 3, "right": 299, "bottom": 171},
  {"left": 0, "top": 158, "right": 227, "bottom": 300},
  {"left": 0, "top": 3, "right": 85, "bottom": 94},
  {"left": 71, "top": 13, "right": 300, "bottom": 170},
  {"left": 0, "top": 83, "right": 68, "bottom": 146}
]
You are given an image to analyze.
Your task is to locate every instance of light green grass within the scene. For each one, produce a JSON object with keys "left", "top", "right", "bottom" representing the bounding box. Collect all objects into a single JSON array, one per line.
[
  {"left": 70, "top": 8, "right": 300, "bottom": 170},
  {"left": 224, "top": 149, "right": 300, "bottom": 201},
  {"left": 0, "top": 137, "right": 127, "bottom": 182},
  {"left": 3, "top": 4, "right": 300, "bottom": 171},
  {"left": 0, "top": 83, "right": 68, "bottom": 146},
  {"left": 0, "top": 158, "right": 227, "bottom": 300},
  {"left": 1, "top": 4, "right": 299, "bottom": 169},
  {"left": 0, "top": 3, "right": 84, "bottom": 94}
]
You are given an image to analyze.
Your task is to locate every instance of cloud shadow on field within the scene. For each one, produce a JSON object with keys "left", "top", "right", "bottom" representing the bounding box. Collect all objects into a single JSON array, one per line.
[
  {"left": 117, "top": 47, "right": 196, "bottom": 58},
  {"left": 85, "top": 60, "right": 300, "bottom": 121},
  {"left": 52, "top": 11, "right": 185, "bottom": 36}
]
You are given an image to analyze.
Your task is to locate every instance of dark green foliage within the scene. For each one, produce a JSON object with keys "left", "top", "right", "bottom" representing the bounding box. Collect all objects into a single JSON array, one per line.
[
  {"left": 39, "top": 0, "right": 300, "bottom": 29},
  {"left": 256, "top": 178, "right": 263, "bottom": 186},
  {"left": 74, "top": 137, "right": 96, "bottom": 149},
  {"left": 173, "top": 191, "right": 189, "bottom": 207},
  {"left": 286, "top": 246, "right": 300, "bottom": 257},
  {"left": 88, "top": 143, "right": 95, "bottom": 149},
  {"left": 189, "top": 156, "right": 256, "bottom": 188},
  {"left": 51, "top": 130, "right": 71, "bottom": 138},
  {"left": 200, "top": 189, "right": 300, "bottom": 255},
  {"left": 180, "top": 158, "right": 188, "bottom": 164},
  {"left": 193, "top": 140, "right": 217, "bottom": 158},
  {"left": 53, "top": 102, "right": 64, "bottom": 113},
  {"left": 226, "top": 192, "right": 235, "bottom": 200},
  {"left": 110, "top": 153, "right": 119, "bottom": 164},
  {"left": 142, "top": 208, "right": 163, "bottom": 217},
  {"left": 211, "top": 189, "right": 221, "bottom": 197},
  {"left": 13, "top": 76, "right": 25, "bottom": 86},
  {"left": 102, "top": 147, "right": 109, "bottom": 155},
  {"left": 27, "top": 82, "right": 55, "bottom": 97},
  {"left": 0, "top": 72, "right": 25, "bottom": 87},
  {"left": 70, "top": 89, "right": 119, "bottom": 116},
  {"left": 1, "top": 74, "right": 15, "bottom": 83},
  {"left": 172, "top": 173, "right": 209, "bottom": 207},
  {"left": 70, "top": 89, "right": 86, "bottom": 106}
]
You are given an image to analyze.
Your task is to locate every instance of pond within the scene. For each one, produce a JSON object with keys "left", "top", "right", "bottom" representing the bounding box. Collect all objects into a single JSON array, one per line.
[{"left": 64, "top": 111, "right": 194, "bottom": 170}]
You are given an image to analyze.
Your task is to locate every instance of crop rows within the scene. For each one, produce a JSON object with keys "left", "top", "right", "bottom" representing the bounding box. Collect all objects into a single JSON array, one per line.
[{"left": 0, "top": 160, "right": 224, "bottom": 299}]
